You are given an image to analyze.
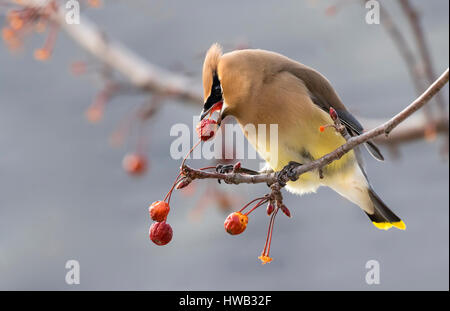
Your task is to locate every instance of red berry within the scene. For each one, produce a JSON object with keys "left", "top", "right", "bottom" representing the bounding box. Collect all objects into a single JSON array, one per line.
[
  {"left": 196, "top": 119, "right": 218, "bottom": 141},
  {"left": 149, "top": 221, "right": 173, "bottom": 246},
  {"left": 224, "top": 212, "right": 248, "bottom": 235},
  {"left": 149, "top": 201, "right": 170, "bottom": 222},
  {"left": 122, "top": 153, "right": 147, "bottom": 176}
]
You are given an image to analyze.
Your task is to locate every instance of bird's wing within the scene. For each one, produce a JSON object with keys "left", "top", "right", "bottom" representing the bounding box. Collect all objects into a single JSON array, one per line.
[
  {"left": 308, "top": 92, "right": 384, "bottom": 161},
  {"left": 284, "top": 64, "right": 384, "bottom": 161}
]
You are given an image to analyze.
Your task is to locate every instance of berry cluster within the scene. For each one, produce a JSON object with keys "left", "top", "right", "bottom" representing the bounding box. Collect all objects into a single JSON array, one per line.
[
  {"left": 148, "top": 105, "right": 294, "bottom": 264},
  {"left": 148, "top": 201, "right": 172, "bottom": 246},
  {"left": 147, "top": 104, "right": 223, "bottom": 245},
  {"left": 223, "top": 195, "right": 291, "bottom": 264}
]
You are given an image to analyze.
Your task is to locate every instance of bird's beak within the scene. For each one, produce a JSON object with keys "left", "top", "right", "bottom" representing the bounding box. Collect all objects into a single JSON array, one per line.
[
  {"left": 200, "top": 101, "right": 223, "bottom": 121},
  {"left": 199, "top": 108, "right": 210, "bottom": 121}
]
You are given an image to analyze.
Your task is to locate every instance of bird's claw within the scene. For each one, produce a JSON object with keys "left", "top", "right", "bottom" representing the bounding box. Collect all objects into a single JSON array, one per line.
[
  {"left": 216, "top": 164, "right": 234, "bottom": 174},
  {"left": 215, "top": 164, "right": 234, "bottom": 184},
  {"left": 216, "top": 163, "right": 260, "bottom": 184},
  {"left": 276, "top": 161, "right": 302, "bottom": 186}
]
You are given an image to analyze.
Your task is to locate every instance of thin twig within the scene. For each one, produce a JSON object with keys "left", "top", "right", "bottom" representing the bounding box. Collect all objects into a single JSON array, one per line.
[
  {"left": 13, "top": 0, "right": 203, "bottom": 104},
  {"left": 376, "top": 1, "right": 432, "bottom": 120},
  {"left": 399, "top": 0, "right": 447, "bottom": 115}
]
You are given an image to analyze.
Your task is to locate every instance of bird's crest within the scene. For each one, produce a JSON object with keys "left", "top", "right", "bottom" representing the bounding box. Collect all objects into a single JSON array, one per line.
[{"left": 202, "top": 43, "right": 223, "bottom": 100}]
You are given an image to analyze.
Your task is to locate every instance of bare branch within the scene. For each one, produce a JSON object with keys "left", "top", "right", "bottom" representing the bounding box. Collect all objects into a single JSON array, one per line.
[
  {"left": 15, "top": 0, "right": 203, "bottom": 105},
  {"left": 399, "top": 0, "right": 447, "bottom": 115},
  {"left": 372, "top": 117, "right": 448, "bottom": 145},
  {"left": 379, "top": 2, "right": 427, "bottom": 98},
  {"left": 383, "top": 69, "right": 448, "bottom": 134}
]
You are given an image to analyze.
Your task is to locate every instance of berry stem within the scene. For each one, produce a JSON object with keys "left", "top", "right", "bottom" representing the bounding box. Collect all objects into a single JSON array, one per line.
[
  {"left": 261, "top": 206, "right": 279, "bottom": 258},
  {"left": 266, "top": 207, "right": 278, "bottom": 256},
  {"left": 135, "top": 120, "right": 149, "bottom": 157},
  {"left": 163, "top": 139, "right": 203, "bottom": 205},
  {"left": 244, "top": 197, "right": 269, "bottom": 216},
  {"left": 198, "top": 166, "right": 216, "bottom": 171},
  {"left": 181, "top": 139, "right": 201, "bottom": 168},
  {"left": 163, "top": 172, "right": 183, "bottom": 203},
  {"left": 238, "top": 196, "right": 267, "bottom": 214}
]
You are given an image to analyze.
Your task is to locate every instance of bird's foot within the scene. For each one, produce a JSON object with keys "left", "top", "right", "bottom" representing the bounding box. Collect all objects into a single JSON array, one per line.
[
  {"left": 215, "top": 162, "right": 259, "bottom": 184},
  {"left": 215, "top": 164, "right": 234, "bottom": 175},
  {"left": 276, "top": 161, "right": 302, "bottom": 187},
  {"left": 216, "top": 163, "right": 259, "bottom": 175}
]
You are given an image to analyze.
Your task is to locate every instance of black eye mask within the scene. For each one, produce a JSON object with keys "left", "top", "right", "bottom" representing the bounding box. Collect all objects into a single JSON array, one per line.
[{"left": 203, "top": 73, "right": 222, "bottom": 112}]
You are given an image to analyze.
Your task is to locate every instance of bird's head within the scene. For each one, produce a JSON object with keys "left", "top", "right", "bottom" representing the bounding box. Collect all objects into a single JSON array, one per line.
[{"left": 200, "top": 43, "right": 270, "bottom": 124}]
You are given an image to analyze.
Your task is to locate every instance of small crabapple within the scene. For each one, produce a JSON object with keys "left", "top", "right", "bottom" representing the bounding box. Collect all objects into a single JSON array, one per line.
[
  {"left": 122, "top": 153, "right": 147, "bottom": 176},
  {"left": 149, "top": 221, "right": 173, "bottom": 246},
  {"left": 196, "top": 119, "right": 218, "bottom": 141},
  {"left": 224, "top": 212, "right": 248, "bottom": 235},
  {"left": 149, "top": 201, "right": 170, "bottom": 222}
]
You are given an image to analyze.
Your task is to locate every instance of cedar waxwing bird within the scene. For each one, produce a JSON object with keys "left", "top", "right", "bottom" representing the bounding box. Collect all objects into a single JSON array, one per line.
[{"left": 199, "top": 43, "right": 405, "bottom": 231}]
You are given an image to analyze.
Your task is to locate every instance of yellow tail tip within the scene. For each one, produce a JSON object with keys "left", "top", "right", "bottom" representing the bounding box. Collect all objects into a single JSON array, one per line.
[
  {"left": 372, "top": 221, "right": 406, "bottom": 231},
  {"left": 372, "top": 222, "right": 392, "bottom": 230},
  {"left": 392, "top": 220, "right": 406, "bottom": 230}
]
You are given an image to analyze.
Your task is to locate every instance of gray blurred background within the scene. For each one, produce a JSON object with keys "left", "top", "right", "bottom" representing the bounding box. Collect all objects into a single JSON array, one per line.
[{"left": 0, "top": 0, "right": 448, "bottom": 290}]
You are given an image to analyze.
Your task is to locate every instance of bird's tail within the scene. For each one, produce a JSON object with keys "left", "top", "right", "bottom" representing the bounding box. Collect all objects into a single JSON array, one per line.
[{"left": 365, "top": 187, "right": 406, "bottom": 230}]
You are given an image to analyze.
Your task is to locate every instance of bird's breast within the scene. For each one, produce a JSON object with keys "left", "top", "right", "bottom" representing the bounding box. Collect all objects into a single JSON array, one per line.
[{"left": 243, "top": 115, "right": 356, "bottom": 180}]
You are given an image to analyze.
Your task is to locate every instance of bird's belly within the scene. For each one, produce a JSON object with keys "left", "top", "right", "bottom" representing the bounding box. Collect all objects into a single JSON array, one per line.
[{"left": 250, "top": 123, "right": 357, "bottom": 195}]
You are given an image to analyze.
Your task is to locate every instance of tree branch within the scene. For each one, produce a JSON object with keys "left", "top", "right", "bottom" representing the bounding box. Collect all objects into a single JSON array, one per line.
[
  {"left": 372, "top": 117, "right": 448, "bottom": 145},
  {"left": 399, "top": 0, "right": 447, "bottom": 115},
  {"left": 15, "top": 0, "right": 203, "bottom": 105}
]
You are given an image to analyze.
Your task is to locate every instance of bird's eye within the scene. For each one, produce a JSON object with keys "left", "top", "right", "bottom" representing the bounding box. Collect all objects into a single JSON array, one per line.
[
  {"left": 212, "top": 74, "right": 221, "bottom": 92},
  {"left": 213, "top": 84, "right": 222, "bottom": 94}
]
